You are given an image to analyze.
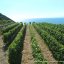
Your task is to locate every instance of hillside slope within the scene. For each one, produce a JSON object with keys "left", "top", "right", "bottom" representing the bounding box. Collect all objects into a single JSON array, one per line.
[{"left": 0, "top": 13, "right": 14, "bottom": 25}]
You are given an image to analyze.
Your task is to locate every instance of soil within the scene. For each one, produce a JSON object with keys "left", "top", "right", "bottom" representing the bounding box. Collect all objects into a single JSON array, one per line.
[
  {"left": 31, "top": 25, "right": 58, "bottom": 64},
  {"left": 0, "top": 35, "right": 8, "bottom": 64},
  {"left": 21, "top": 25, "right": 34, "bottom": 64}
]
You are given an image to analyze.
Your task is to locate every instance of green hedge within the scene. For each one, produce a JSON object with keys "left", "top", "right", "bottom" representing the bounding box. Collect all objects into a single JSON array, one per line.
[
  {"left": 3, "top": 24, "right": 23, "bottom": 44},
  {"left": 38, "top": 24, "right": 64, "bottom": 45},
  {"left": 8, "top": 25, "right": 26, "bottom": 64},
  {"left": 2, "top": 23, "right": 19, "bottom": 33},
  {"left": 33, "top": 24, "right": 64, "bottom": 64}
]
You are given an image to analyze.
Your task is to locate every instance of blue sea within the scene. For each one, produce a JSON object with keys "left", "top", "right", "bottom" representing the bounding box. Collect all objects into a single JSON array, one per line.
[{"left": 23, "top": 18, "right": 64, "bottom": 24}]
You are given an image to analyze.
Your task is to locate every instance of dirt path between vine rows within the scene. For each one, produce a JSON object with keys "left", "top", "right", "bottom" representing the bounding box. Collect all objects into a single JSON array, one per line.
[
  {"left": 21, "top": 25, "right": 34, "bottom": 64},
  {"left": 0, "top": 35, "right": 8, "bottom": 64},
  {"left": 31, "top": 25, "right": 58, "bottom": 64}
]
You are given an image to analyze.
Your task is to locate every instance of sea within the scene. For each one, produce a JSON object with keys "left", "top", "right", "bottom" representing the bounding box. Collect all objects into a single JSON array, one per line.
[{"left": 23, "top": 18, "right": 64, "bottom": 24}]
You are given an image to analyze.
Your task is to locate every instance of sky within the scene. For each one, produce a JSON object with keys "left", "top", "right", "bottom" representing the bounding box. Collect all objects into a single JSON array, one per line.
[{"left": 0, "top": 0, "right": 64, "bottom": 22}]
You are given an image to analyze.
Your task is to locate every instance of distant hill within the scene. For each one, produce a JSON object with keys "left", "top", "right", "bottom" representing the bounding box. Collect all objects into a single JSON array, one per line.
[{"left": 0, "top": 13, "right": 14, "bottom": 25}]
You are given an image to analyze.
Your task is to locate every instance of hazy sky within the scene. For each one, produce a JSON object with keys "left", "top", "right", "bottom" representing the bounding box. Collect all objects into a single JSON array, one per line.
[{"left": 0, "top": 0, "right": 64, "bottom": 21}]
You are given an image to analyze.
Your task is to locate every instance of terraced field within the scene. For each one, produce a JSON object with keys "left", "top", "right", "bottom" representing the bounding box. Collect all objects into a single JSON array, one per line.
[{"left": 0, "top": 22, "right": 64, "bottom": 64}]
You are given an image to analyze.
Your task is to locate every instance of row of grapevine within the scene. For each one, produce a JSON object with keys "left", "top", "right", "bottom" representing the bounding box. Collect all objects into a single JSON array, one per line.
[
  {"left": 3, "top": 23, "right": 23, "bottom": 50},
  {"left": 37, "top": 23, "right": 64, "bottom": 45},
  {"left": 3, "top": 24, "right": 23, "bottom": 43},
  {"left": 2, "top": 23, "right": 20, "bottom": 33},
  {"left": 40, "top": 23, "right": 64, "bottom": 34},
  {"left": 8, "top": 25, "right": 26, "bottom": 64},
  {"left": 29, "top": 25, "right": 48, "bottom": 64},
  {"left": 48, "top": 24, "right": 64, "bottom": 34},
  {"left": 0, "top": 22, "right": 15, "bottom": 35},
  {"left": 4, "top": 21, "right": 15, "bottom": 26},
  {"left": 33, "top": 23, "right": 64, "bottom": 64}
]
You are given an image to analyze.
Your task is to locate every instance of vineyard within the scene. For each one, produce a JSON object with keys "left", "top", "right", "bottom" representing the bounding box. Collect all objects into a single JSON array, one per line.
[{"left": 0, "top": 22, "right": 64, "bottom": 64}]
